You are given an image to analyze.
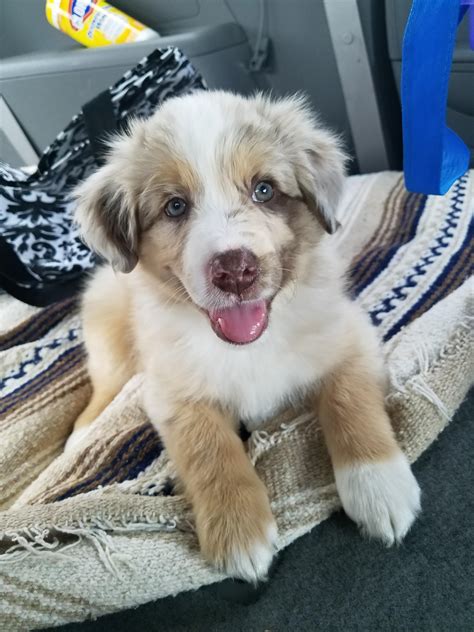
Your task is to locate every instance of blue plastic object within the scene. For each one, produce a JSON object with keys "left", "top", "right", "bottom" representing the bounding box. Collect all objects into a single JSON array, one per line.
[
  {"left": 401, "top": 0, "right": 472, "bottom": 195},
  {"left": 466, "top": 0, "right": 474, "bottom": 49}
]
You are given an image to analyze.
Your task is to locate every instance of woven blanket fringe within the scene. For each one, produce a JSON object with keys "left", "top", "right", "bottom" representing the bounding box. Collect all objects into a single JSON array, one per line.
[
  {"left": 0, "top": 514, "right": 183, "bottom": 579},
  {"left": 248, "top": 412, "right": 319, "bottom": 463},
  {"left": 386, "top": 317, "right": 473, "bottom": 424}
]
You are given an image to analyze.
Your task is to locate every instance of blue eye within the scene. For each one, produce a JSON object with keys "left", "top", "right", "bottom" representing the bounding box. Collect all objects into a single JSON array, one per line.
[
  {"left": 252, "top": 181, "right": 274, "bottom": 203},
  {"left": 165, "top": 197, "right": 187, "bottom": 218}
]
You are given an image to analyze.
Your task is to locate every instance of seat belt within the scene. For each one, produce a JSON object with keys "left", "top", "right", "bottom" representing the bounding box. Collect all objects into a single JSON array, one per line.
[{"left": 323, "top": 0, "right": 390, "bottom": 173}]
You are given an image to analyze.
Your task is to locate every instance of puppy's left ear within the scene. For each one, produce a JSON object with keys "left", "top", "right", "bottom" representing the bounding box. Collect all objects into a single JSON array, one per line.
[
  {"left": 297, "top": 128, "right": 347, "bottom": 235},
  {"left": 73, "top": 122, "right": 146, "bottom": 273},
  {"left": 74, "top": 164, "right": 139, "bottom": 273}
]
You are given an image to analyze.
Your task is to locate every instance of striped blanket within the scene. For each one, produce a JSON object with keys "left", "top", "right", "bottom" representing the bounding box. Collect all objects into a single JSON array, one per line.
[{"left": 0, "top": 171, "right": 472, "bottom": 630}]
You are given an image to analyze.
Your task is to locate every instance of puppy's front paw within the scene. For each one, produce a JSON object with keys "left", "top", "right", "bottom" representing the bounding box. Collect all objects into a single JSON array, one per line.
[
  {"left": 196, "top": 479, "right": 277, "bottom": 583},
  {"left": 335, "top": 452, "right": 421, "bottom": 545}
]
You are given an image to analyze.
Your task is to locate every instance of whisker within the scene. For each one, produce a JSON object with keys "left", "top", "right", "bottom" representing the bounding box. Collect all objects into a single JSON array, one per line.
[
  {"left": 159, "top": 282, "right": 190, "bottom": 308},
  {"left": 162, "top": 289, "right": 189, "bottom": 308}
]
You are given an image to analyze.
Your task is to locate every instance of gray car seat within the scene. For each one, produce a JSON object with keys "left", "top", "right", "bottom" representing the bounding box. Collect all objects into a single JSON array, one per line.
[{"left": 1, "top": 0, "right": 472, "bottom": 171}]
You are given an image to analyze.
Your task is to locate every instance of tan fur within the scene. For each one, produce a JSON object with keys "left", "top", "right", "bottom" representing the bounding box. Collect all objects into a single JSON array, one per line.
[
  {"left": 140, "top": 154, "right": 202, "bottom": 225},
  {"left": 73, "top": 267, "right": 135, "bottom": 430},
  {"left": 317, "top": 350, "right": 398, "bottom": 468},
  {"left": 159, "top": 400, "right": 274, "bottom": 572}
]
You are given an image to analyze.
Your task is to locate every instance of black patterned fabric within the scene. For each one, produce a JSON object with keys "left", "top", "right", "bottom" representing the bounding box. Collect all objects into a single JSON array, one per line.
[{"left": 0, "top": 48, "right": 206, "bottom": 306}]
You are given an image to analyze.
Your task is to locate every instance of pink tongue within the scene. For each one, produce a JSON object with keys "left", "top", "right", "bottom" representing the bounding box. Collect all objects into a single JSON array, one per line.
[{"left": 211, "top": 300, "right": 268, "bottom": 344}]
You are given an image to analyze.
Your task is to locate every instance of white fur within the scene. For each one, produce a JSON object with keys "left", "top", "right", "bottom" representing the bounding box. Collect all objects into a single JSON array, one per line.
[
  {"left": 136, "top": 259, "right": 373, "bottom": 430},
  {"left": 183, "top": 201, "right": 290, "bottom": 311},
  {"left": 225, "top": 522, "right": 278, "bottom": 583},
  {"left": 335, "top": 453, "right": 421, "bottom": 545}
]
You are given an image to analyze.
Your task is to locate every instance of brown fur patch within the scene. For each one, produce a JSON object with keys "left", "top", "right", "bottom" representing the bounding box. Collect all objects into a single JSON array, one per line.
[
  {"left": 158, "top": 399, "right": 275, "bottom": 570},
  {"left": 139, "top": 152, "right": 202, "bottom": 229},
  {"left": 134, "top": 151, "right": 202, "bottom": 304},
  {"left": 317, "top": 356, "right": 398, "bottom": 468},
  {"left": 73, "top": 390, "right": 117, "bottom": 431},
  {"left": 73, "top": 267, "right": 136, "bottom": 431},
  {"left": 98, "top": 190, "right": 139, "bottom": 272},
  {"left": 138, "top": 208, "right": 195, "bottom": 308},
  {"left": 259, "top": 189, "right": 322, "bottom": 290},
  {"left": 219, "top": 123, "right": 272, "bottom": 191}
]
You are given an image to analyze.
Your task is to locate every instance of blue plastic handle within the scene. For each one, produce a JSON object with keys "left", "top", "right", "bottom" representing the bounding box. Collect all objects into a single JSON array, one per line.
[{"left": 401, "top": 0, "right": 471, "bottom": 195}]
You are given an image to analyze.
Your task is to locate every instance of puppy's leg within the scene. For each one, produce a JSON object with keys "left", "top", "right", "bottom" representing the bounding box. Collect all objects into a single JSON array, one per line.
[
  {"left": 153, "top": 398, "right": 277, "bottom": 582},
  {"left": 67, "top": 269, "right": 134, "bottom": 450},
  {"left": 318, "top": 346, "right": 420, "bottom": 545}
]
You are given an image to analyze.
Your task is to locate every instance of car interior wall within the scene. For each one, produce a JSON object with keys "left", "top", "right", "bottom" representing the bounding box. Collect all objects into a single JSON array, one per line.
[{"left": 1, "top": 1, "right": 473, "bottom": 170}]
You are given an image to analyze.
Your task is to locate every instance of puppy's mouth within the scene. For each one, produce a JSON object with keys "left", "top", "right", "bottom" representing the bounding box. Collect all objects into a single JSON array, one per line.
[{"left": 208, "top": 299, "right": 269, "bottom": 345}]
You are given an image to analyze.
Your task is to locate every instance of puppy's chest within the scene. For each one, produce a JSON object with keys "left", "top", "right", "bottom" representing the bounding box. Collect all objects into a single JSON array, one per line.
[{"left": 196, "top": 344, "right": 319, "bottom": 429}]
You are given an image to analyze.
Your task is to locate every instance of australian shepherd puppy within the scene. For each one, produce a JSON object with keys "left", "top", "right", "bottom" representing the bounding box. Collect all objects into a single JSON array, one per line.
[{"left": 70, "top": 91, "right": 420, "bottom": 582}]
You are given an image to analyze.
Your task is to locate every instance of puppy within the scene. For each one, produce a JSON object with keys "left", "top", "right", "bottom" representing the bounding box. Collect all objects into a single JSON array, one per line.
[{"left": 70, "top": 91, "right": 421, "bottom": 582}]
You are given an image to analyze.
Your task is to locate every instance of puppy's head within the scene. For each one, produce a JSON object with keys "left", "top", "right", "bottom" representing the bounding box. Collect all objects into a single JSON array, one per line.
[{"left": 75, "top": 91, "right": 346, "bottom": 345}]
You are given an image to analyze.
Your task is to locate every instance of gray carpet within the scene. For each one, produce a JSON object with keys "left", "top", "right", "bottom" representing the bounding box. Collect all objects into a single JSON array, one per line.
[{"left": 51, "top": 391, "right": 474, "bottom": 632}]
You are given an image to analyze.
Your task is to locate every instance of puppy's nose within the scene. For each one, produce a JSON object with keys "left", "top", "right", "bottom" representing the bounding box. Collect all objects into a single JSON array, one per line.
[{"left": 210, "top": 248, "right": 259, "bottom": 295}]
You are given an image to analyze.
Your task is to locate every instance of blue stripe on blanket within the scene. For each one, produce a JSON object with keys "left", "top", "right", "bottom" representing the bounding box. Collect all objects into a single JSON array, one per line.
[
  {"left": 0, "top": 328, "right": 80, "bottom": 392},
  {"left": 0, "top": 345, "right": 85, "bottom": 416},
  {"left": 366, "top": 174, "right": 469, "bottom": 340},
  {"left": 350, "top": 190, "right": 427, "bottom": 297},
  {"left": 0, "top": 298, "right": 77, "bottom": 352},
  {"left": 55, "top": 426, "right": 164, "bottom": 501},
  {"left": 383, "top": 215, "right": 473, "bottom": 341}
]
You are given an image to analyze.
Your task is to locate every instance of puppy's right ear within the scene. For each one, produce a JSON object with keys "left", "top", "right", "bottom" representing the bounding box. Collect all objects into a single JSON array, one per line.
[{"left": 74, "top": 162, "right": 139, "bottom": 273}]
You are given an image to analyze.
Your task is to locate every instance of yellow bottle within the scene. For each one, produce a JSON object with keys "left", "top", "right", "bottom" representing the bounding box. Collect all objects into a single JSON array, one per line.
[{"left": 45, "top": 0, "right": 158, "bottom": 48}]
